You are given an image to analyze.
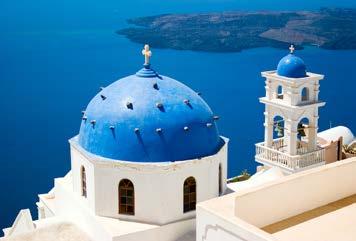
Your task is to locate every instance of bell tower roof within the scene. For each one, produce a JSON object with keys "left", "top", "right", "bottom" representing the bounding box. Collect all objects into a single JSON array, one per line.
[{"left": 277, "top": 45, "right": 307, "bottom": 78}]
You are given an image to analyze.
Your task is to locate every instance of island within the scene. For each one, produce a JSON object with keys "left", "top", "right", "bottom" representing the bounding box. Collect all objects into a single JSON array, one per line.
[{"left": 117, "top": 8, "right": 356, "bottom": 52}]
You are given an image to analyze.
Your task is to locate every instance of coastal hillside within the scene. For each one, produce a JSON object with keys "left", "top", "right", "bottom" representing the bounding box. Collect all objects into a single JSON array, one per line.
[{"left": 117, "top": 8, "right": 356, "bottom": 52}]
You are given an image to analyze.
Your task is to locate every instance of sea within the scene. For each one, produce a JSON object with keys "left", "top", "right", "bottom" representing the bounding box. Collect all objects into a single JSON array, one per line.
[{"left": 0, "top": 0, "right": 355, "bottom": 231}]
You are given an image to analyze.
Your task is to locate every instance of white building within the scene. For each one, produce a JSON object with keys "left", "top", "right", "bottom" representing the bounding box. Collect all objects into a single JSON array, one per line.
[
  {"left": 255, "top": 45, "right": 326, "bottom": 174},
  {"left": 317, "top": 126, "right": 355, "bottom": 163},
  {"left": 197, "top": 157, "right": 356, "bottom": 241},
  {"left": 2, "top": 45, "right": 228, "bottom": 241},
  {"left": 318, "top": 125, "right": 354, "bottom": 146}
]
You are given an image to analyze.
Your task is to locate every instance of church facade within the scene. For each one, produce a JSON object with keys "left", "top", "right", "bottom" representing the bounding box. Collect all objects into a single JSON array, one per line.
[{"left": 36, "top": 45, "right": 228, "bottom": 241}]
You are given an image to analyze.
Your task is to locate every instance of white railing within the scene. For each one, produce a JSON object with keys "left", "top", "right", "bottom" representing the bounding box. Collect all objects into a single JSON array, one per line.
[
  {"left": 268, "top": 138, "right": 310, "bottom": 155},
  {"left": 255, "top": 140, "right": 325, "bottom": 172}
]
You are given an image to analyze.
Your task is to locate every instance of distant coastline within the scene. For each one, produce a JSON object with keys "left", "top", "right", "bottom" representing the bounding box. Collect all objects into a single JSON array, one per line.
[{"left": 117, "top": 8, "right": 356, "bottom": 52}]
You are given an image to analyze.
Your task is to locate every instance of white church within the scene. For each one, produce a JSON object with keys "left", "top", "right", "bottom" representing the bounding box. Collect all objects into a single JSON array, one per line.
[{"left": 2, "top": 45, "right": 356, "bottom": 241}]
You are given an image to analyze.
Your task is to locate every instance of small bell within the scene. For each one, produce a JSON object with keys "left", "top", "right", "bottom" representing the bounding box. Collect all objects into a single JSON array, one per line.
[
  {"left": 277, "top": 128, "right": 284, "bottom": 137},
  {"left": 274, "top": 124, "right": 279, "bottom": 133},
  {"left": 274, "top": 122, "right": 284, "bottom": 137},
  {"left": 298, "top": 123, "right": 306, "bottom": 137}
]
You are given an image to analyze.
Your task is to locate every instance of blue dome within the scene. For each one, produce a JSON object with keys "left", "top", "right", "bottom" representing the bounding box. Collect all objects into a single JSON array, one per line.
[
  {"left": 78, "top": 65, "right": 224, "bottom": 162},
  {"left": 277, "top": 53, "right": 307, "bottom": 78}
]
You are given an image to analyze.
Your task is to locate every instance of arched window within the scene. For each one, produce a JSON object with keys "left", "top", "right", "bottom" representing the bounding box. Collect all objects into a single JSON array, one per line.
[
  {"left": 183, "top": 177, "right": 196, "bottom": 213},
  {"left": 219, "top": 164, "right": 222, "bottom": 195},
  {"left": 276, "top": 85, "right": 283, "bottom": 99},
  {"left": 301, "top": 87, "right": 309, "bottom": 101},
  {"left": 81, "top": 166, "right": 87, "bottom": 198},
  {"left": 119, "top": 179, "right": 135, "bottom": 215}
]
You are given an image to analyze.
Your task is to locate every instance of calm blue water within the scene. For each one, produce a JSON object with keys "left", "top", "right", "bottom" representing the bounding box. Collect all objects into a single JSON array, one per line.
[{"left": 0, "top": 0, "right": 355, "bottom": 231}]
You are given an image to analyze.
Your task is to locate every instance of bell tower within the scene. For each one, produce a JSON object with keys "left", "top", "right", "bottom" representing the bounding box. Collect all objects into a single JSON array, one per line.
[{"left": 255, "top": 46, "right": 326, "bottom": 174}]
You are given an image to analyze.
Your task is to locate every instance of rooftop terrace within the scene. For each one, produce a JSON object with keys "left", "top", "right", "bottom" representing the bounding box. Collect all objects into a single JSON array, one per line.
[
  {"left": 197, "top": 157, "right": 356, "bottom": 241},
  {"left": 262, "top": 194, "right": 356, "bottom": 234}
]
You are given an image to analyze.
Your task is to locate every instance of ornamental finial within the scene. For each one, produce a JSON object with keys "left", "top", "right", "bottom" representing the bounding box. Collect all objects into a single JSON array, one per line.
[
  {"left": 142, "top": 44, "right": 152, "bottom": 66},
  {"left": 289, "top": 44, "right": 295, "bottom": 54}
]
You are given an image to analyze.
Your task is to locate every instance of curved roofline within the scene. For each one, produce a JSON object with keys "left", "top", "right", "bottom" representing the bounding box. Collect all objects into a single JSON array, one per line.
[
  {"left": 79, "top": 71, "right": 223, "bottom": 163},
  {"left": 277, "top": 53, "right": 307, "bottom": 78},
  {"left": 69, "top": 135, "right": 228, "bottom": 168}
]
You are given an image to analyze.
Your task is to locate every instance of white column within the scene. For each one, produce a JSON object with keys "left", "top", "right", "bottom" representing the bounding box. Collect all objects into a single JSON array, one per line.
[
  {"left": 264, "top": 109, "right": 273, "bottom": 148},
  {"left": 308, "top": 116, "right": 318, "bottom": 150},
  {"left": 290, "top": 87, "right": 299, "bottom": 106},
  {"left": 283, "top": 86, "right": 292, "bottom": 105},
  {"left": 285, "top": 119, "right": 298, "bottom": 155},
  {"left": 314, "top": 80, "right": 320, "bottom": 102},
  {"left": 265, "top": 79, "right": 273, "bottom": 99}
]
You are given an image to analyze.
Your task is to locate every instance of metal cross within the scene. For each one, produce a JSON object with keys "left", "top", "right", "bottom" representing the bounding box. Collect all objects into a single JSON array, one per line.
[{"left": 289, "top": 44, "right": 295, "bottom": 54}]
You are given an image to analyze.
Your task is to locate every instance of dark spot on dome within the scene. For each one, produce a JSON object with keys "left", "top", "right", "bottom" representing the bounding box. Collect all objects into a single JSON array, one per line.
[
  {"left": 126, "top": 102, "right": 133, "bottom": 109},
  {"left": 156, "top": 128, "right": 162, "bottom": 133},
  {"left": 110, "top": 126, "right": 116, "bottom": 139},
  {"left": 206, "top": 123, "right": 213, "bottom": 127},
  {"left": 100, "top": 86, "right": 105, "bottom": 91},
  {"left": 213, "top": 115, "right": 220, "bottom": 120},
  {"left": 183, "top": 99, "right": 193, "bottom": 109},
  {"left": 156, "top": 102, "right": 165, "bottom": 112},
  {"left": 134, "top": 128, "right": 140, "bottom": 133},
  {"left": 184, "top": 126, "right": 189, "bottom": 131},
  {"left": 90, "top": 120, "right": 96, "bottom": 128},
  {"left": 153, "top": 83, "right": 159, "bottom": 90},
  {"left": 81, "top": 110, "right": 86, "bottom": 115},
  {"left": 82, "top": 116, "right": 87, "bottom": 121},
  {"left": 100, "top": 95, "right": 107, "bottom": 100},
  {"left": 197, "top": 92, "right": 202, "bottom": 96}
]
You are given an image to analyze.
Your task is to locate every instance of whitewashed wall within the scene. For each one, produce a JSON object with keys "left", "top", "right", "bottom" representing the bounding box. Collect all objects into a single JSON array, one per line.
[
  {"left": 70, "top": 145, "right": 97, "bottom": 211},
  {"left": 196, "top": 205, "right": 274, "bottom": 241},
  {"left": 69, "top": 136, "right": 228, "bottom": 225},
  {"left": 33, "top": 136, "right": 229, "bottom": 241},
  {"left": 235, "top": 158, "right": 356, "bottom": 227},
  {"left": 113, "top": 219, "right": 195, "bottom": 241},
  {"left": 196, "top": 158, "right": 356, "bottom": 241}
]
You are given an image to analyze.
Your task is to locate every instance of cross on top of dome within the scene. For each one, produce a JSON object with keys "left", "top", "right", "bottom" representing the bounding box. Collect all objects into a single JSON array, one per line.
[
  {"left": 289, "top": 44, "right": 295, "bottom": 54},
  {"left": 136, "top": 44, "right": 158, "bottom": 77},
  {"left": 142, "top": 44, "right": 152, "bottom": 66}
]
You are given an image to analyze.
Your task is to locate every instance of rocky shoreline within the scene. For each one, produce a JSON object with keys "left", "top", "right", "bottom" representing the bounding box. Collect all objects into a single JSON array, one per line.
[{"left": 117, "top": 8, "right": 356, "bottom": 52}]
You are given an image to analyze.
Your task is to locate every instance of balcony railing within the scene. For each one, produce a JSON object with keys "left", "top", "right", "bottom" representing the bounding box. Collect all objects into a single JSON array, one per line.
[{"left": 255, "top": 139, "right": 325, "bottom": 173}]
